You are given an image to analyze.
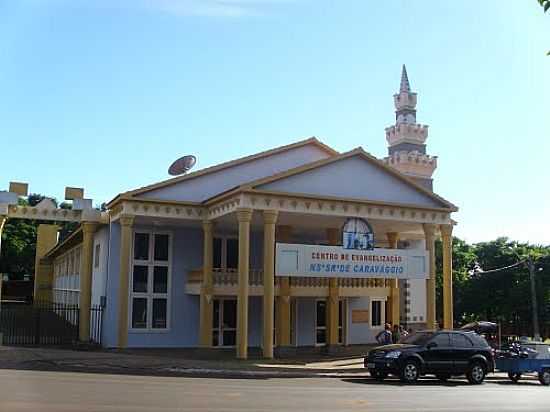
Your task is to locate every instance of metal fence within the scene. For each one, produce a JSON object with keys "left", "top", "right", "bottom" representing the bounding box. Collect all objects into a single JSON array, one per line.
[{"left": 0, "top": 301, "right": 103, "bottom": 346}]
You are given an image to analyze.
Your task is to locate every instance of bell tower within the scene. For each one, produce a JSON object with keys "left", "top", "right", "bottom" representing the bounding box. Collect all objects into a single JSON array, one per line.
[{"left": 384, "top": 65, "right": 437, "bottom": 190}]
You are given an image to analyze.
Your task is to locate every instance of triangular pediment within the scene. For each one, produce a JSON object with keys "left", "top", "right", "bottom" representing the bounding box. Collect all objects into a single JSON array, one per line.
[
  {"left": 109, "top": 138, "right": 337, "bottom": 205},
  {"left": 251, "top": 149, "right": 456, "bottom": 210}
]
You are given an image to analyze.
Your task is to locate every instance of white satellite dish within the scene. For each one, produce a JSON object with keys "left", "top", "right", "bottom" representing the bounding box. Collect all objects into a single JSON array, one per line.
[{"left": 168, "top": 155, "right": 197, "bottom": 176}]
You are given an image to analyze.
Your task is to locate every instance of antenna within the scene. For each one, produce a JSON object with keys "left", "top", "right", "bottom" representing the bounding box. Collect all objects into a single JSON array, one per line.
[{"left": 168, "top": 155, "right": 197, "bottom": 176}]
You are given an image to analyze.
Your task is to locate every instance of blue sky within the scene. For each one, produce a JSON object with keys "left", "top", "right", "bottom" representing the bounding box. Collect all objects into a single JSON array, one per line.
[{"left": 1, "top": 0, "right": 549, "bottom": 245}]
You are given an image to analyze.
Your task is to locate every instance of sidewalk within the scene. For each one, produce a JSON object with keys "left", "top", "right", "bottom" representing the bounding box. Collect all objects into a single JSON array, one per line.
[
  {"left": 0, "top": 345, "right": 369, "bottom": 378},
  {"left": 0, "top": 345, "right": 514, "bottom": 381}
]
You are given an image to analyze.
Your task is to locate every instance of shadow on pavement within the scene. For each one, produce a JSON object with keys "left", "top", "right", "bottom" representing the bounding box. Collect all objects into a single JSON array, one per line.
[{"left": 342, "top": 377, "right": 471, "bottom": 387}]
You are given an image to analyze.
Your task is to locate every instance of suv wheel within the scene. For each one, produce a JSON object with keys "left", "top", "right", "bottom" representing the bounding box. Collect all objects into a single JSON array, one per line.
[
  {"left": 466, "top": 362, "right": 486, "bottom": 384},
  {"left": 507, "top": 372, "right": 521, "bottom": 383},
  {"left": 538, "top": 369, "right": 550, "bottom": 386},
  {"left": 400, "top": 360, "right": 420, "bottom": 384},
  {"left": 369, "top": 370, "right": 388, "bottom": 381}
]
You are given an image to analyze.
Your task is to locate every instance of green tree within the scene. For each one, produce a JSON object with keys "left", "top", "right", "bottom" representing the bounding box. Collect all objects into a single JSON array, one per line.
[
  {"left": 540, "top": 0, "right": 550, "bottom": 55},
  {"left": 0, "top": 195, "right": 78, "bottom": 280},
  {"left": 436, "top": 236, "right": 550, "bottom": 337}
]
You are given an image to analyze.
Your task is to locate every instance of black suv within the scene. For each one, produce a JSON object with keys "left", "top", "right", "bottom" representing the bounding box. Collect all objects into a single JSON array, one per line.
[{"left": 364, "top": 330, "right": 494, "bottom": 384}]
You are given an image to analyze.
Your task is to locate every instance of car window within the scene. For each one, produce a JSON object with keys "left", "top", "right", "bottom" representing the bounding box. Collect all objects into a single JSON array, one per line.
[
  {"left": 401, "top": 332, "right": 434, "bottom": 346},
  {"left": 469, "top": 333, "right": 490, "bottom": 348},
  {"left": 430, "top": 333, "right": 450, "bottom": 347},
  {"left": 451, "top": 333, "right": 473, "bottom": 348}
]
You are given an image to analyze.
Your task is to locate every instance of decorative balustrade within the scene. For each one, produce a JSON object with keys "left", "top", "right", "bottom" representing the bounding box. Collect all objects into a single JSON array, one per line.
[{"left": 188, "top": 268, "right": 391, "bottom": 288}]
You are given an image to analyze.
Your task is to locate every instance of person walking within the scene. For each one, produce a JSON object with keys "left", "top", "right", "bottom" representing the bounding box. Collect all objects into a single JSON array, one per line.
[
  {"left": 392, "top": 324, "right": 401, "bottom": 343},
  {"left": 376, "top": 323, "right": 393, "bottom": 345}
]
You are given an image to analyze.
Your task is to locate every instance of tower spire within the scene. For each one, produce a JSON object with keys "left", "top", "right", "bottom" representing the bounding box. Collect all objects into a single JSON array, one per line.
[
  {"left": 400, "top": 64, "right": 411, "bottom": 93},
  {"left": 384, "top": 65, "right": 437, "bottom": 190}
]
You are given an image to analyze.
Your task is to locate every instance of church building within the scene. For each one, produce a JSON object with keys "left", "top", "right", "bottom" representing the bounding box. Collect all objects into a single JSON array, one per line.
[{"left": 0, "top": 66, "right": 457, "bottom": 359}]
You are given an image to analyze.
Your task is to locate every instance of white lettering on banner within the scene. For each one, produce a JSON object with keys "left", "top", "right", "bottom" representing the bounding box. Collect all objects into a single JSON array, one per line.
[{"left": 275, "top": 243, "right": 428, "bottom": 279}]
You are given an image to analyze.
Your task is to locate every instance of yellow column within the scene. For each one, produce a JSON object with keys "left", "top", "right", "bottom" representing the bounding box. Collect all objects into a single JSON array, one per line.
[
  {"left": 33, "top": 224, "right": 59, "bottom": 303},
  {"left": 117, "top": 215, "right": 134, "bottom": 348},
  {"left": 199, "top": 220, "right": 215, "bottom": 347},
  {"left": 262, "top": 210, "right": 278, "bottom": 358},
  {"left": 276, "top": 225, "right": 292, "bottom": 347},
  {"left": 79, "top": 222, "right": 98, "bottom": 342},
  {"left": 236, "top": 208, "right": 252, "bottom": 359},
  {"left": 326, "top": 228, "right": 340, "bottom": 347},
  {"left": 386, "top": 232, "right": 400, "bottom": 327},
  {"left": 423, "top": 224, "right": 437, "bottom": 329},
  {"left": 440, "top": 224, "right": 454, "bottom": 330}
]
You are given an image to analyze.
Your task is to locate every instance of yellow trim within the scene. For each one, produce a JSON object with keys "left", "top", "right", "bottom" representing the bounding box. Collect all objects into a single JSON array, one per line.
[
  {"left": 441, "top": 224, "right": 453, "bottom": 329},
  {"left": 199, "top": 220, "right": 215, "bottom": 347},
  {"left": 326, "top": 228, "right": 340, "bottom": 346},
  {"left": 107, "top": 137, "right": 338, "bottom": 208},
  {"left": 117, "top": 215, "right": 134, "bottom": 348},
  {"left": 386, "top": 232, "right": 400, "bottom": 327},
  {"left": 423, "top": 224, "right": 437, "bottom": 329},
  {"left": 236, "top": 208, "right": 253, "bottom": 359},
  {"left": 33, "top": 224, "right": 60, "bottom": 302},
  {"left": 9, "top": 182, "right": 28, "bottom": 197},
  {"left": 79, "top": 222, "right": 98, "bottom": 342},
  {"left": 44, "top": 227, "right": 83, "bottom": 259},
  {"left": 275, "top": 225, "right": 292, "bottom": 347},
  {"left": 262, "top": 210, "right": 278, "bottom": 358}
]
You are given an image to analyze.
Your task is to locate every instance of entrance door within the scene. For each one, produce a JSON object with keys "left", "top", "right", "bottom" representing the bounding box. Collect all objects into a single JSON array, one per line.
[
  {"left": 212, "top": 299, "right": 237, "bottom": 347},
  {"left": 315, "top": 299, "right": 327, "bottom": 346}
]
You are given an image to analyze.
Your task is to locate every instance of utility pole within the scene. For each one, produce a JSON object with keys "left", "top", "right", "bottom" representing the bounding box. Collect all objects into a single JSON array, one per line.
[{"left": 526, "top": 256, "right": 541, "bottom": 341}]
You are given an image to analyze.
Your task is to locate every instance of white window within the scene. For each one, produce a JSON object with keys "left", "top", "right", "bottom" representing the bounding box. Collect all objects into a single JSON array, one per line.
[
  {"left": 370, "top": 298, "right": 386, "bottom": 329},
  {"left": 213, "top": 236, "right": 238, "bottom": 270},
  {"left": 130, "top": 231, "right": 171, "bottom": 331}
]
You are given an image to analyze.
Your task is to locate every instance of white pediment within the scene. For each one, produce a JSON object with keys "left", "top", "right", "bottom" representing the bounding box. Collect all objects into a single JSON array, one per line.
[
  {"left": 255, "top": 154, "right": 448, "bottom": 209},
  {"left": 134, "top": 143, "right": 332, "bottom": 203}
]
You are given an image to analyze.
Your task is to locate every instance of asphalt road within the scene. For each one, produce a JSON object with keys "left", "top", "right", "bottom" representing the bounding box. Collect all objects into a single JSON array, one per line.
[{"left": 1, "top": 369, "right": 549, "bottom": 412}]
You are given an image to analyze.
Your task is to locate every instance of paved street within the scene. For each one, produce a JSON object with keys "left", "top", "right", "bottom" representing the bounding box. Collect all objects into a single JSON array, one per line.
[{"left": 1, "top": 369, "right": 549, "bottom": 412}]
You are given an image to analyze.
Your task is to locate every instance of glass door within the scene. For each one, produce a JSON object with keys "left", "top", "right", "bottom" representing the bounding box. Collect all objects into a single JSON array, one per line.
[
  {"left": 315, "top": 299, "right": 327, "bottom": 346},
  {"left": 212, "top": 298, "right": 237, "bottom": 347}
]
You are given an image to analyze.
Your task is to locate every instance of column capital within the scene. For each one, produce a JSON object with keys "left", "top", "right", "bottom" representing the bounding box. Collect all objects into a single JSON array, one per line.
[
  {"left": 119, "top": 215, "right": 135, "bottom": 227},
  {"left": 440, "top": 224, "right": 453, "bottom": 238},
  {"left": 236, "top": 208, "right": 253, "bottom": 223},
  {"left": 386, "top": 232, "right": 399, "bottom": 248},
  {"left": 81, "top": 221, "right": 99, "bottom": 235},
  {"left": 262, "top": 209, "right": 278, "bottom": 225},
  {"left": 202, "top": 219, "right": 215, "bottom": 232},
  {"left": 423, "top": 223, "right": 436, "bottom": 238}
]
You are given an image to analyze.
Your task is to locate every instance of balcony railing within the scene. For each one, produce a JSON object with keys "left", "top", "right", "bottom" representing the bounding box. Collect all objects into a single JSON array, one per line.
[{"left": 188, "top": 268, "right": 391, "bottom": 288}]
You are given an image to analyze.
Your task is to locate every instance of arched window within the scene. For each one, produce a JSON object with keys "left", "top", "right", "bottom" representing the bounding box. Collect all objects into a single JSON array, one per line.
[{"left": 342, "top": 218, "right": 374, "bottom": 250}]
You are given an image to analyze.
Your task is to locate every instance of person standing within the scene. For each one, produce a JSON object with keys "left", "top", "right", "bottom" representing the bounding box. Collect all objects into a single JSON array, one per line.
[
  {"left": 392, "top": 324, "right": 401, "bottom": 343},
  {"left": 376, "top": 323, "right": 393, "bottom": 345}
]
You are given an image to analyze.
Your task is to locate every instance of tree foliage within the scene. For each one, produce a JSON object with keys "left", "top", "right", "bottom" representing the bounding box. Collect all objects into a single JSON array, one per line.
[
  {"left": 436, "top": 236, "right": 550, "bottom": 337},
  {"left": 0, "top": 194, "right": 77, "bottom": 280}
]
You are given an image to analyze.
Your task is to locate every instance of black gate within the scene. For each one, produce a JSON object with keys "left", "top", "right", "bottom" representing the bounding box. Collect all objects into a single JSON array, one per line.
[{"left": 0, "top": 301, "right": 103, "bottom": 346}]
